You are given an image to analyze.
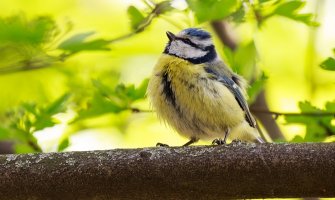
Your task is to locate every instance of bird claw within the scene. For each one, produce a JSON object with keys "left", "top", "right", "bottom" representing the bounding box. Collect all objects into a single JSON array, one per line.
[
  {"left": 156, "top": 142, "right": 170, "bottom": 147},
  {"left": 212, "top": 138, "right": 226, "bottom": 145}
]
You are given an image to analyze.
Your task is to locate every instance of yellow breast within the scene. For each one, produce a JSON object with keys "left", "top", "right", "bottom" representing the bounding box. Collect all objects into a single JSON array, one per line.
[{"left": 147, "top": 54, "right": 245, "bottom": 139}]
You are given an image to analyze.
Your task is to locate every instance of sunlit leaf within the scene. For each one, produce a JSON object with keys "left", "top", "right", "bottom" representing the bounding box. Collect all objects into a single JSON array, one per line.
[
  {"left": 272, "top": 1, "right": 318, "bottom": 26},
  {"left": 320, "top": 57, "right": 335, "bottom": 71},
  {"left": 273, "top": 1, "right": 304, "bottom": 15},
  {"left": 153, "top": 1, "right": 173, "bottom": 15},
  {"left": 233, "top": 41, "right": 258, "bottom": 77},
  {"left": 58, "top": 32, "right": 110, "bottom": 53},
  {"left": 186, "top": 0, "right": 241, "bottom": 23},
  {"left": 229, "top": 5, "right": 245, "bottom": 23},
  {"left": 0, "top": 15, "right": 57, "bottom": 45},
  {"left": 45, "top": 93, "right": 71, "bottom": 115},
  {"left": 132, "top": 78, "right": 149, "bottom": 100},
  {"left": 290, "top": 135, "right": 305, "bottom": 143},
  {"left": 247, "top": 73, "right": 268, "bottom": 102},
  {"left": 325, "top": 101, "right": 335, "bottom": 112},
  {"left": 128, "top": 6, "right": 146, "bottom": 30},
  {"left": 222, "top": 46, "right": 234, "bottom": 68},
  {"left": 75, "top": 80, "right": 148, "bottom": 121},
  {"left": 58, "top": 138, "right": 70, "bottom": 152}
]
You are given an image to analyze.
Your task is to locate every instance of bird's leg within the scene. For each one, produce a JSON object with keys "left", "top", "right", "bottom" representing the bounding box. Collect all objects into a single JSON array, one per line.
[
  {"left": 222, "top": 128, "right": 230, "bottom": 144},
  {"left": 156, "top": 142, "right": 170, "bottom": 147},
  {"left": 212, "top": 128, "right": 230, "bottom": 145},
  {"left": 182, "top": 137, "right": 198, "bottom": 146}
]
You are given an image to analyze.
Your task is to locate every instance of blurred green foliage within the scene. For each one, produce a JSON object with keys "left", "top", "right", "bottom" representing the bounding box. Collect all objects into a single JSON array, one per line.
[
  {"left": 187, "top": 0, "right": 241, "bottom": 22},
  {"left": 286, "top": 101, "right": 335, "bottom": 142},
  {"left": 0, "top": 0, "right": 334, "bottom": 153},
  {"left": 320, "top": 48, "right": 335, "bottom": 71}
]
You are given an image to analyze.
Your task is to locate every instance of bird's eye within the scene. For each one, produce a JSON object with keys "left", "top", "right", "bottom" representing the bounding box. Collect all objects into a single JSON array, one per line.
[
  {"left": 185, "top": 38, "right": 192, "bottom": 42},
  {"left": 183, "top": 38, "right": 192, "bottom": 44}
]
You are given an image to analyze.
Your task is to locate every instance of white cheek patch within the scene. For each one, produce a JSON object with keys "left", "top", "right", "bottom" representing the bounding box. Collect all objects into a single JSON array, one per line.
[{"left": 169, "top": 40, "right": 207, "bottom": 58}]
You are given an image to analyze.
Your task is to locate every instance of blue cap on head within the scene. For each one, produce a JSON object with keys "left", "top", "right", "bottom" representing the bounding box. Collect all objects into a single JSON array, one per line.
[{"left": 182, "top": 28, "right": 211, "bottom": 39}]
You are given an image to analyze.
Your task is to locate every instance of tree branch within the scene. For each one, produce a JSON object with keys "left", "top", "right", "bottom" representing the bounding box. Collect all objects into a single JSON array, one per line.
[
  {"left": 0, "top": 143, "right": 335, "bottom": 199},
  {"left": 251, "top": 90, "right": 285, "bottom": 140},
  {"left": 211, "top": 21, "right": 237, "bottom": 50}
]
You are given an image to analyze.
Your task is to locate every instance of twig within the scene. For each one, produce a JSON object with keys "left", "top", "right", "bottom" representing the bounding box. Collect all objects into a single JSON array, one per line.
[{"left": 251, "top": 109, "right": 335, "bottom": 117}]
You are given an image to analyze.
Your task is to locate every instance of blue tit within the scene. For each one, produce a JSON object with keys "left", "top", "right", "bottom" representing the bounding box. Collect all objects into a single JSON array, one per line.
[{"left": 147, "top": 28, "right": 264, "bottom": 146}]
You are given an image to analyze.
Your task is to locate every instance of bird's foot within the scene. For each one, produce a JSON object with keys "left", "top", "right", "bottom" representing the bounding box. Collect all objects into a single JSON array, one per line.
[
  {"left": 156, "top": 142, "right": 170, "bottom": 147},
  {"left": 212, "top": 138, "right": 226, "bottom": 145}
]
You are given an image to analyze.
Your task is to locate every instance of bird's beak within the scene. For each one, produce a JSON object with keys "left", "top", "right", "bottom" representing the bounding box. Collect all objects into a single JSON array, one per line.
[{"left": 166, "top": 31, "right": 176, "bottom": 41}]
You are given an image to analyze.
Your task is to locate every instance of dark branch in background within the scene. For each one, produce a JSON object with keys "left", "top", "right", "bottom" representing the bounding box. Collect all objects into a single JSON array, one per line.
[
  {"left": 251, "top": 91, "right": 285, "bottom": 140},
  {"left": 0, "top": 141, "right": 14, "bottom": 154},
  {"left": 0, "top": 143, "right": 335, "bottom": 199},
  {"left": 211, "top": 21, "right": 237, "bottom": 50},
  {"left": 210, "top": 20, "right": 285, "bottom": 141}
]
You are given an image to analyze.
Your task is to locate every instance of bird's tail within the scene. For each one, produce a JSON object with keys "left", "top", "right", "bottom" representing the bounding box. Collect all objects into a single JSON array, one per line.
[
  {"left": 230, "top": 121, "right": 266, "bottom": 143},
  {"left": 255, "top": 136, "right": 265, "bottom": 143}
]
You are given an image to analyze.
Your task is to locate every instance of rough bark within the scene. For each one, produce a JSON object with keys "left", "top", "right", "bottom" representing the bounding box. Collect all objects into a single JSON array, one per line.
[{"left": 0, "top": 142, "right": 335, "bottom": 200}]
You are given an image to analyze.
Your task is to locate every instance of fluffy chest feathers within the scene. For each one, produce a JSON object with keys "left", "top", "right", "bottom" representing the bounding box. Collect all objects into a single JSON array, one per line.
[{"left": 147, "top": 54, "right": 245, "bottom": 139}]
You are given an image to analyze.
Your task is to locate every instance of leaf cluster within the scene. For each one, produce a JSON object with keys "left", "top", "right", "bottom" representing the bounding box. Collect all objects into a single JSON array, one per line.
[
  {"left": 0, "top": 94, "right": 70, "bottom": 153},
  {"left": 285, "top": 101, "right": 335, "bottom": 142}
]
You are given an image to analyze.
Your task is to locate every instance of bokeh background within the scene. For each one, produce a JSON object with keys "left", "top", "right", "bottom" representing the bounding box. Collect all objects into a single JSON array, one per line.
[{"left": 0, "top": 0, "right": 335, "bottom": 154}]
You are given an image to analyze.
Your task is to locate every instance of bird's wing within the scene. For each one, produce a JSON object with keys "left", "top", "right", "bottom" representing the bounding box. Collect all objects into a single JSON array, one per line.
[{"left": 205, "top": 66, "right": 256, "bottom": 128}]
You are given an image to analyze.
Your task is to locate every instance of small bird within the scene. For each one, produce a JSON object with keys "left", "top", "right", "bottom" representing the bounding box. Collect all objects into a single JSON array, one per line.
[{"left": 147, "top": 28, "right": 264, "bottom": 146}]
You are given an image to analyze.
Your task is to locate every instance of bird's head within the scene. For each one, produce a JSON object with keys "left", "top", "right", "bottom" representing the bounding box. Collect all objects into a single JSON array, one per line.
[{"left": 163, "top": 28, "right": 217, "bottom": 64}]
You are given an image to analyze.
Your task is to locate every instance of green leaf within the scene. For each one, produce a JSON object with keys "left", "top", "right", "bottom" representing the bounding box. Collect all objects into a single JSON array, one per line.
[
  {"left": 272, "top": 1, "right": 318, "bottom": 26},
  {"left": 290, "top": 135, "right": 305, "bottom": 143},
  {"left": 186, "top": 0, "right": 241, "bottom": 23},
  {"left": 325, "top": 101, "right": 335, "bottom": 112},
  {"left": 247, "top": 73, "right": 268, "bottom": 102},
  {"left": 222, "top": 46, "right": 235, "bottom": 67},
  {"left": 76, "top": 93, "right": 125, "bottom": 120},
  {"left": 45, "top": 93, "right": 71, "bottom": 115},
  {"left": 273, "top": 1, "right": 304, "bottom": 15},
  {"left": 127, "top": 1, "right": 172, "bottom": 32},
  {"left": 92, "top": 79, "right": 113, "bottom": 97},
  {"left": 0, "top": 126, "right": 12, "bottom": 140},
  {"left": 233, "top": 41, "right": 258, "bottom": 77},
  {"left": 133, "top": 78, "right": 149, "bottom": 100},
  {"left": 57, "top": 138, "right": 70, "bottom": 152},
  {"left": 153, "top": 1, "right": 173, "bottom": 15},
  {"left": 320, "top": 57, "right": 335, "bottom": 71},
  {"left": 75, "top": 80, "right": 148, "bottom": 121},
  {"left": 230, "top": 5, "right": 245, "bottom": 23},
  {"left": 0, "top": 15, "right": 57, "bottom": 45},
  {"left": 58, "top": 32, "right": 110, "bottom": 53},
  {"left": 128, "top": 6, "right": 146, "bottom": 30},
  {"left": 32, "top": 94, "right": 70, "bottom": 131}
]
